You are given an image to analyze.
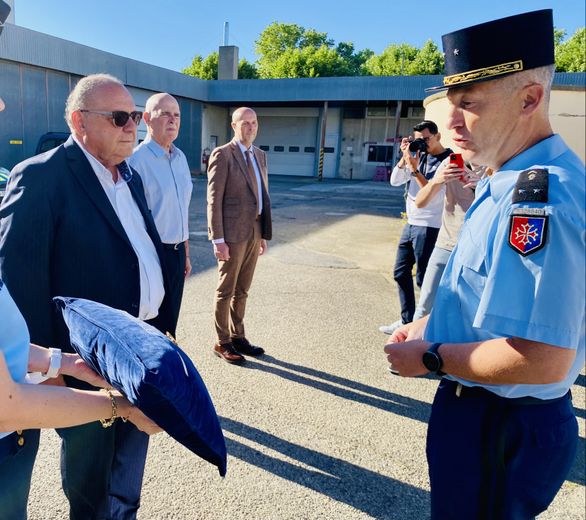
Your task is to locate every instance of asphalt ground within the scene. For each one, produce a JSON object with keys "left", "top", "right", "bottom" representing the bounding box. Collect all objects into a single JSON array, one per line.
[{"left": 28, "top": 176, "right": 585, "bottom": 520}]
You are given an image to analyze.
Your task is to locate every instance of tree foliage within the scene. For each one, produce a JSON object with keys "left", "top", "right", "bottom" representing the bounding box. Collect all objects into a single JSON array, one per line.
[
  {"left": 183, "top": 22, "right": 583, "bottom": 79},
  {"left": 182, "top": 52, "right": 218, "bottom": 80},
  {"left": 182, "top": 53, "right": 260, "bottom": 80},
  {"left": 555, "top": 27, "right": 585, "bottom": 72},
  {"left": 364, "top": 40, "right": 443, "bottom": 75},
  {"left": 253, "top": 22, "right": 372, "bottom": 78}
]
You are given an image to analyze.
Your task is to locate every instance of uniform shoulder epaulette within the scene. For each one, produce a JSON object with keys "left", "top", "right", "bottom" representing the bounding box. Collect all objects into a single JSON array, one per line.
[
  {"left": 508, "top": 168, "right": 549, "bottom": 256},
  {"left": 511, "top": 168, "right": 548, "bottom": 203}
]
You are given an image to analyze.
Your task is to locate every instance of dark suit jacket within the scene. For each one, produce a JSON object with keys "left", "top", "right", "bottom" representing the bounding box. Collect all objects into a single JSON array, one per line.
[
  {"left": 207, "top": 139, "right": 272, "bottom": 243},
  {"left": 0, "top": 137, "right": 172, "bottom": 380}
]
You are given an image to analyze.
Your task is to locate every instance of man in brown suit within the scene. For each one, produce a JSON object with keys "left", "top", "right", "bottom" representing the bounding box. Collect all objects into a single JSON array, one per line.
[{"left": 207, "top": 107, "right": 272, "bottom": 364}]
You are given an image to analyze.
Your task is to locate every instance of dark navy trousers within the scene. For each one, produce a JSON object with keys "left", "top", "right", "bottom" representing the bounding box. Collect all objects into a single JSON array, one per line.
[
  {"left": 161, "top": 243, "right": 187, "bottom": 338},
  {"left": 0, "top": 429, "right": 40, "bottom": 520},
  {"left": 427, "top": 379, "right": 578, "bottom": 520},
  {"left": 393, "top": 224, "right": 439, "bottom": 324}
]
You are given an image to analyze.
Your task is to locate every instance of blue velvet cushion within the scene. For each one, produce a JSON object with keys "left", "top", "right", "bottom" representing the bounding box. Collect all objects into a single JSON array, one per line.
[{"left": 53, "top": 296, "right": 227, "bottom": 476}]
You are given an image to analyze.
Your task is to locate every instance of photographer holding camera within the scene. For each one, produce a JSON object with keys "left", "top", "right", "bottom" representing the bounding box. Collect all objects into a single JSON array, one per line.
[{"left": 380, "top": 120, "right": 452, "bottom": 335}]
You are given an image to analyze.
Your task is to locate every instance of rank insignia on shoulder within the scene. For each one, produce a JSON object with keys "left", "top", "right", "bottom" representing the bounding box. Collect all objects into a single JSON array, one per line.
[
  {"left": 512, "top": 168, "right": 548, "bottom": 203},
  {"left": 508, "top": 209, "right": 548, "bottom": 256}
]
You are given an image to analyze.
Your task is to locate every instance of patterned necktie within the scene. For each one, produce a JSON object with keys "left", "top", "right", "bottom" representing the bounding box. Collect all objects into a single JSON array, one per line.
[
  {"left": 246, "top": 150, "right": 259, "bottom": 214},
  {"left": 117, "top": 161, "right": 133, "bottom": 182}
]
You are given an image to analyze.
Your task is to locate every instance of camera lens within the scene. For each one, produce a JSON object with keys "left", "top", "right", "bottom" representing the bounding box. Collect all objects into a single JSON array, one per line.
[{"left": 408, "top": 138, "right": 427, "bottom": 153}]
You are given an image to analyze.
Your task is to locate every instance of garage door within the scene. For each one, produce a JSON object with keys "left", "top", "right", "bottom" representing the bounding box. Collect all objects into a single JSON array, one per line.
[{"left": 256, "top": 115, "right": 317, "bottom": 176}]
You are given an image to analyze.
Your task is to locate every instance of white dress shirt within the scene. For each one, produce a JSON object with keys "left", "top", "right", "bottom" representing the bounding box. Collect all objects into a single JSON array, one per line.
[
  {"left": 129, "top": 137, "right": 192, "bottom": 244},
  {"left": 73, "top": 136, "right": 165, "bottom": 320}
]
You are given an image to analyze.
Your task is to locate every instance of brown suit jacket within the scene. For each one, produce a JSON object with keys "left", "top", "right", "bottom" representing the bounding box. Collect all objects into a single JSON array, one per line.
[{"left": 207, "top": 139, "right": 272, "bottom": 243}]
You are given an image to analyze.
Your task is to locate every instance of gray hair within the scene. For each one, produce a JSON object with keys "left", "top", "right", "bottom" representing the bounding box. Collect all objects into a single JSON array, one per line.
[
  {"left": 144, "top": 92, "right": 176, "bottom": 115},
  {"left": 64, "top": 73, "right": 124, "bottom": 130},
  {"left": 499, "top": 65, "right": 555, "bottom": 107}
]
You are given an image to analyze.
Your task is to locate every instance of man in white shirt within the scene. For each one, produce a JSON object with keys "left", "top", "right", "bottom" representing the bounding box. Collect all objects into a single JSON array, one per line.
[
  {"left": 379, "top": 120, "right": 451, "bottom": 335},
  {"left": 0, "top": 73, "right": 171, "bottom": 520},
  {"left": 129, "top": 93, "right": 193, "bottom": 336}
]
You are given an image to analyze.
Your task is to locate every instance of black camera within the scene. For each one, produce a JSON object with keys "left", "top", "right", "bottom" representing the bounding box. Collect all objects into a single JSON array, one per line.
[{"left": 408, "top": 138, "right": 427, "bottom": 153}]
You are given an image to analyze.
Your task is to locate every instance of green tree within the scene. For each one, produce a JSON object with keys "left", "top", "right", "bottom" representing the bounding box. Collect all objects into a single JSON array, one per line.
[
  {"left": 238, "top": 58, "right": 259, "bottom": 79},
  {"left": 254, "top": 22, "right": 372, "bottom": 78},
  {"left": 182, "top": 52, "right": 218, "bottom": 80},
  {"left": 555, "top": 27, "right": 585, "bottom": 72},
  {"left": 182, "top": 52, "right": 259, "bottom": 80},
  {"left": 410, "top": 40, "right": 444, "bottom": 75},
  {"left": 364, "top": 40, "right": 443, "bottom": 76},
  {"left": 364, "top": 43, "right": 418, "bottom": 75}
]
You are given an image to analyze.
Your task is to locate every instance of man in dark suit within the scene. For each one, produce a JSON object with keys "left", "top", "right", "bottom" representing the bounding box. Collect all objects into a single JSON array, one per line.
[
  {"left": 0, "top": 74, "right": 171, "bottom": 520},
  {"left": 207, "top": 107, "right": 272, "bottom": 364}
]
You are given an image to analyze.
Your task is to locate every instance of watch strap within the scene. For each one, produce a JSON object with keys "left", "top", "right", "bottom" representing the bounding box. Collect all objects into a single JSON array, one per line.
[
  {"left": 427, "top": 342, "right": 445, "bottom": 376},
  {"left": 42, "top": 348, "right": 62, "bottom": 379}
]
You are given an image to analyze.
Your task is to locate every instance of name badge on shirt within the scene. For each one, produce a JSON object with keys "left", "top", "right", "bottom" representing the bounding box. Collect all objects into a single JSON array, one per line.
[{"left": 508, "top": 208, "right": 548, "bottom": 256}]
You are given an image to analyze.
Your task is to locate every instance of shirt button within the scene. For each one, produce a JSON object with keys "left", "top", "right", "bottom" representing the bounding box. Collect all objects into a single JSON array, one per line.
[{"left": 17, "top": 436, "right": 25, "bottom": 447}]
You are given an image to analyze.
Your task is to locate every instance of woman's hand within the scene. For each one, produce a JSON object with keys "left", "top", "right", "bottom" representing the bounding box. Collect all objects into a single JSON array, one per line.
[
  {"left": 117, "top": 396, "right": 163, "bottom": 435},
  {"left": 60, "top": 353, "right": 108, "bottom": 388}
]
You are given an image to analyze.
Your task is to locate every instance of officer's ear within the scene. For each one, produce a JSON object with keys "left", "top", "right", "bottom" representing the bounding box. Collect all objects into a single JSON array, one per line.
[{"left": 520, "top": 82, "right": 545, "bottom": 117}]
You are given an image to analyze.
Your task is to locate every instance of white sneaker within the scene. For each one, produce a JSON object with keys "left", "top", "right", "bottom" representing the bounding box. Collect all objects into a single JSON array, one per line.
[{"left": 379, "top": 320, "right": 404, "bottom": 335}]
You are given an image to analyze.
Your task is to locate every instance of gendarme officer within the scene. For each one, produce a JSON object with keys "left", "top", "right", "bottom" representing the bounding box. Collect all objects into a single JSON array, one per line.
[{"left": 384, "top": 10, "right": 585, "bottom": 519}]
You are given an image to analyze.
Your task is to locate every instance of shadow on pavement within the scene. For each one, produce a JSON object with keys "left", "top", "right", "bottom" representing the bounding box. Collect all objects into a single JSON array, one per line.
[
  {"left": 247, "top": 355, "right": 432, "bottom": 424},
  {"left": 221, "top": 416, "right": 430, "bottom": 520}
]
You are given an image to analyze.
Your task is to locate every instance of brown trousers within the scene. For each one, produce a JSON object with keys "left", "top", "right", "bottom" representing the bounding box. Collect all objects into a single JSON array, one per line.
[{"left": 214, "top": 220, "right": 262, "bottom": 343}]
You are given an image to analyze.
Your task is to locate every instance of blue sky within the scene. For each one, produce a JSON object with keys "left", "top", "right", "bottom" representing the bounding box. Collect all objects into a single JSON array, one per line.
[{"left": 12, "top": 0, "right": 586, "bottom": 72}]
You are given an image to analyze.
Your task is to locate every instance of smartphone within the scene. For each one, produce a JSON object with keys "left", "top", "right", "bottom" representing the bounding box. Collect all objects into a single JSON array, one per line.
[
  {"left": 450, "top": 153, "right": 466, "bottom": 182},
  {"left": 449, "top": 153, "right": 464, "bottom": 169}
]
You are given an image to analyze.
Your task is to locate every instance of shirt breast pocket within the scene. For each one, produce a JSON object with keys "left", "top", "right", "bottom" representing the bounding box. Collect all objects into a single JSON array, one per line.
[{"left": 457, "top": 227, "right": 488, "bottom": 296}]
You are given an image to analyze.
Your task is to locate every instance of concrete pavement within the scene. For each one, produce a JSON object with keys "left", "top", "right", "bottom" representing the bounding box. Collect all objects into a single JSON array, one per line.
[{"left": 28, "top": 176, "right": 585, "bottom": 519}]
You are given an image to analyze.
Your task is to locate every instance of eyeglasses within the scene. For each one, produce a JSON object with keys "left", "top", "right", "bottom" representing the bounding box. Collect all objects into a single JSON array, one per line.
[{"left": 79, "top": 110, "right": 143, "bottom": 127}]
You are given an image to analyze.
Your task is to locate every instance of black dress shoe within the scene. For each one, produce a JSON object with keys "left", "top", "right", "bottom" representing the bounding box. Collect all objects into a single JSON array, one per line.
[
  {"left": 231, "top": 337, "right": 265, "bottom": 356},
  {"left": 213, "top": 342, "right": 245, "bottom": 364}
]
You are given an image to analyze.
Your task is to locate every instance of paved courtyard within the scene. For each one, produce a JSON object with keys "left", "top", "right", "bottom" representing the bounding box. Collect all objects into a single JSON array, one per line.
[{"left": 28, "top": 176, "right": 585, "bottom": 519}]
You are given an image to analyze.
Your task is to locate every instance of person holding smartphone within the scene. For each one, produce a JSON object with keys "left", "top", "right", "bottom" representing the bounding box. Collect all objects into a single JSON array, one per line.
[
  {"left": 379, "top": 120, "right": 452, "bottom": 335},
  {"left": 408, "top": 156, "right": 488, "bottom": 323}
]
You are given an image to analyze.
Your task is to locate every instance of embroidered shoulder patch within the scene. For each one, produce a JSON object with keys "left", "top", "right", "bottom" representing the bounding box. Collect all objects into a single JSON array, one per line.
[{"left": 508, "top": 208, "right": 548, "bottom": 256}]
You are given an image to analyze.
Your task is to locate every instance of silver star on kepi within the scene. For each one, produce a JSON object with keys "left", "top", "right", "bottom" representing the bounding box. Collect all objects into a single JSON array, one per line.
[{"left": 453, "top": 48, "right": 460, "bottom": 56}]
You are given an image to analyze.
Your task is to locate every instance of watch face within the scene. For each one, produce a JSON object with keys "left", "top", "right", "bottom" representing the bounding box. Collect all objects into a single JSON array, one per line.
[{"left": 422, "top": 351, "right": 441, "bottom": 372}]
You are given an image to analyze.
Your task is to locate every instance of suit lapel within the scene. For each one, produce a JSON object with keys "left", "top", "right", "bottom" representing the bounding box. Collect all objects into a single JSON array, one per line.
[
  {"left": 252, "top": 147, "right": 268, "bottom": 191},
  {"left": 64, "top": 138, "right": 133, "bottom": 249}
]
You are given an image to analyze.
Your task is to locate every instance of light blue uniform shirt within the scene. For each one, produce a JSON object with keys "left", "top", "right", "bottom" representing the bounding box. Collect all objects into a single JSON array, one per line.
[
  {"left": 425, "top": 135, "right": 585, "bottom": 399},
  {"left": 129, "top": 137, "right": 193, "bottom": 244},
  {"left": 0, "top": 279, "right": 30, "bottom": 438}
]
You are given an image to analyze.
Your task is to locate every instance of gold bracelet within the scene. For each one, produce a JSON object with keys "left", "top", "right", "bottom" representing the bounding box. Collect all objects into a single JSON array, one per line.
[{"left": 100, "top": 388, "right": 118, "bottom": 428}]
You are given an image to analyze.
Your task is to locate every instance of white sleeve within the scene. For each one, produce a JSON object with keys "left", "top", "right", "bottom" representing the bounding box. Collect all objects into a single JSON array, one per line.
[{"left": 390, "top": 165, "right": 410, "bottom": 186}]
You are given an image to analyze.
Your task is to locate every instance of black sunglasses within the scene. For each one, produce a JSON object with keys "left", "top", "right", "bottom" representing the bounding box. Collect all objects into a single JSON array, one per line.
[{"left": 79, "top": 109, "right": 143, "bottom": 127}]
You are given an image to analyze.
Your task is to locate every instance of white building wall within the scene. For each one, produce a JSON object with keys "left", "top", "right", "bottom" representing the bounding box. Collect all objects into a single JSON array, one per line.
[{"left": 201, "top": 104, "right": 230, "bottom": 171}]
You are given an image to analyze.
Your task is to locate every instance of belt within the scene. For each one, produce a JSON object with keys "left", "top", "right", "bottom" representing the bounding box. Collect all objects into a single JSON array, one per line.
[
  {"left": 443, "top": 378, "right": 570, "bottom": 406},
  {"left": 163, "top": 242, "right": 182, "bottom": 251}
]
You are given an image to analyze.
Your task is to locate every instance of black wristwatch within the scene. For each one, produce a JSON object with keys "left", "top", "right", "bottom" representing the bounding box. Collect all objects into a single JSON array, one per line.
[{"left": 422, "top": 342, "right": 445, "bottom": 376}]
